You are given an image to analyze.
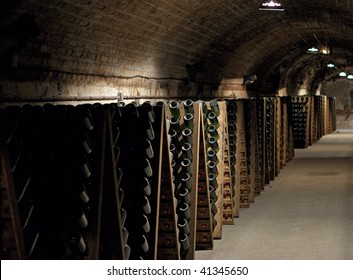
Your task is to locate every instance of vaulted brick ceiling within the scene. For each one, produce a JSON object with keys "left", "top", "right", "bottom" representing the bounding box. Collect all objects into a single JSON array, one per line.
[{"left": 1, "top": 0, "right": 353, "bottom": 94}]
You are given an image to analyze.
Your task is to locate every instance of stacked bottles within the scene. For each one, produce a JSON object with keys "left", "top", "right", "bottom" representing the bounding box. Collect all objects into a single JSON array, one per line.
[
  {"left": 167, "top": 99, "right": 195, "bottom": 259},
  {"left": 256, "top": 97, "right": 266, "bottom": 190},
  {"left": 265, "top": 98, "right": 275, "bottom": 181},
  {"left": 157, "top": 106, "right": 180, "bottom": 260},
  {"left": 233, "top": 100, "right": 249, "bottom": 209},
  {"left": 0, "top": 104, "right": 106, "bottom": 259},
  {"left": 0, "top": 106, "right": 39, "bottom": 259},
  {"left": 243, "top": 100, "right": 253, "bottom": 203},
  {"left": 216, "top": 100, "right": 233, "bottom": 225},
  {"left": 194, "top": 101, "right": 214, "bottom": 250},
  {"left": 226, "top": 101, "right": 238, "bottom": 217},
  {"left": 116, "top": 101, "right": 158, "bottom": 260},
  {"left": 202, "top": 100, "right": 220, "bottom": 231},
  {"left": 99, "top": 103, "right": 129, "bottom": 260},
  {"left": 63, "top": 104, "right": 101, "bottom": 260},
  {"left": 291, "top": 96, "right": 309, "bottom": 148}
]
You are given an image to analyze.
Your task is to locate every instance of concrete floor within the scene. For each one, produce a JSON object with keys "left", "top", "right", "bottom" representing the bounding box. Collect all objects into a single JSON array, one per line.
[{"left": 195, "top": 129, "right": 353, "bottom": 260}]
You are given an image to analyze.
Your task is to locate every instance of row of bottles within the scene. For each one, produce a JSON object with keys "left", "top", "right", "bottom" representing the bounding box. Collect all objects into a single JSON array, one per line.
[
  {"left": 291, "top": 96, "right": 309, "bottom": 148},
  {"left": 202, "top": 100, "right": 220, "bottom": 232},
  {"left": 1, "top": 96, "right": 335, "bottom": 259},
  {"left": 112, "top": 101, "right": 160, "bottom": 260},
  {"left": 0, "top": 104, "right": 104, "bottom": 259},
  {"left": 290, "top": 95, "right": 336, "bottom": 149},
  {"left": 167, "top": 99, "right": 197, "bottom": 259}
]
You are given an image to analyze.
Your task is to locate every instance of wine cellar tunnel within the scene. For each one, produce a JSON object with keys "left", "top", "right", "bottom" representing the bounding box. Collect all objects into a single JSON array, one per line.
[{"left": 0, "top": 1, "right": 353, "bottom": 260}]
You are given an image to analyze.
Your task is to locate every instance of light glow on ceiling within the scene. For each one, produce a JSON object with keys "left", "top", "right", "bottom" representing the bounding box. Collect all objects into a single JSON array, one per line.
[{"left": 320, "top": 46, "right": 331, "bottom": 55}]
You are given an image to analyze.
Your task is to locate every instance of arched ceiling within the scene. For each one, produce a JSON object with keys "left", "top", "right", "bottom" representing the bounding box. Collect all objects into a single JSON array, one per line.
[{"left": 0, "top": 0, "right": 352, "bottom": 95}]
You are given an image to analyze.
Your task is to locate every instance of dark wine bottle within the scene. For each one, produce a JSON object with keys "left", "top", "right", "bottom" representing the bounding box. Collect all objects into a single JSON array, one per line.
[
  {"left": 169, "top": 101, "right": 180, "bottom": 119},
  {"left": 124, "top": 244, "right": 131, "bottom": 259},
  {"left": 181, "top": 158, "right": 192, "bottom": 175},
  {"left": 144, "top": 158, "right": 153, "bottom": 177},
  {"left": 78, "top": 182, "right": 90, "bottom": 204},
  {"left": 207, "top": 161, "right": 218, "bottom": 176},
  {"left": 143, "top": 177, "right": 151, "bottom": 196},
  {"left": 141, "top": 101, "right": 155, "bottom": 123},
  {"left": 182, "top": 128, "right": 193, "bottom": 145},
  {"left": 170, "top": 116, "right": 180, "bottom": 133},
  {"left": 144, "top": 139, "right": 154, "bottom": 159},
  {"left": 210, "top": 100, "right": 220, "bottom": 116},
  {"left": 122, "top": 227, "right": 129, "bottom": 244},
  {"left": 126, "top": 102, "right": 140, "bottom": 119},
  {"left": 140, "top": 235, "right": 149, "bottom": 253},
  {"left": 146, "top": 121, "right": 155, "bottom": 141},
  {"left": 207, "top": 149, "right": 219, "bottom": 164},
  {"left": 177, "top": 217, "right": 190, "bottom": 236},
  {"left": 177, "top": 186, "right": 191, "bottom": 205},
  {"left": 82, "top": 110, "right": 94, "bottom": 131},
  {"left": 177, "top": 201, "right": 191, "bottom": 221},
  {"left": 209, "top": 186, "right": 218, "bottom": 201},
  {"left": 182, "top": 143, "right": 193, "bottom": 161},
  {"left": 183, "top": 99, "right": 194, "bottom": 114},
  {"left": 179, "top": 233, "right": 190, "bottom": 252},
  {"left": 181, "top": 172, "right": 192, "bottom": 192},
  {"left": 183, "top": 113, "right": 194, "bottom": 131},
  {"left": 207, "top": 111, "right": 219, "bottom": 128},
  {"left": 208, "top": 173, "right": 218, "bottom": 189},
  {"left": 207, "top": 124, "right": 219, "bottom": 139},
  {"left": 65, "top": 230, "right": 88, "bottom": 256},
  {"left": 207, "top": 137, "right": 219, "bottom": 152},
  {"left": 77, "top": 208, "right": 89, "bottom": 229},
  {"left": 142, "top": 214, "right": 151, "bottom": 233},
  {"left": 142, "top": 196, "right": 151, "bottom": 215},
  {"left": 210, "top": 199, "right": 217, "bottom": 215},
  {"left": 81, "top": 132, "right": 92, "bottom": 155},
  {"left": 80, "top": 156, "right": 92, "bottom": 178}
]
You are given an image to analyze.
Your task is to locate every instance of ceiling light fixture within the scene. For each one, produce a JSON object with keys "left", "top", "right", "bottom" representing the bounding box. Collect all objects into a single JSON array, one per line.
[
  {"left": 327, "top": 63, "right": 335, "bottom": 68},
  {"left": 307, "top": 47, "right": 319, "bottom": 54},
  {"left": 347, "top": 74, "right": 353, "bottom": 80},
  {"left": 339, "top": 71, "right": 347, "bottom": 77},
  {"left": 259, "top": 1, "right": 284, "bottom": 11}
]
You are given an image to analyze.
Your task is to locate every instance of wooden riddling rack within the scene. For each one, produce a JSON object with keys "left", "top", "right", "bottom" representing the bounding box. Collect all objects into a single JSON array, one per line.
[
  {"left": 291, "top": 96, "right": 310, "bottom": 148},
  {"left": 226, "top": 102, "right": 238, "bottom": 219},
  {"left": 0, "top": 102, "right": 173, "bottom": 260},
  {"left": 274, "top": 97, "right": 294, "bottom": 175},
  {"left": 290, "top": 95, "right": 337, "bottom": 149},
  {"left": 165, "top": 99, "right": 217, "bottom": 258}
]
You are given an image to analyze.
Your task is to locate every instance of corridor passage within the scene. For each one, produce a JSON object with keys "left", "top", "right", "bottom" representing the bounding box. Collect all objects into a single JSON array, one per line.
[{"left": 196, "top": 130, "right": 353, "bottom": 260}]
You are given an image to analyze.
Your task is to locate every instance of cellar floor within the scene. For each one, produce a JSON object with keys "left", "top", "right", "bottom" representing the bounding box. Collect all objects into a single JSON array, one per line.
[{"left": 195, "top": 129, "right": 353, "bottom": 260}]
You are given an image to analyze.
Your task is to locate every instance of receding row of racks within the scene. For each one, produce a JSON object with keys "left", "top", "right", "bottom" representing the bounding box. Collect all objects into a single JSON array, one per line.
[{"left": 0, "top": 95, "right": 336, "bottom": 259}]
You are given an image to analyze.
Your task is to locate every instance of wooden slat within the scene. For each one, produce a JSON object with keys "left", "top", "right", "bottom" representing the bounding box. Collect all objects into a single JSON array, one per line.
[
  {"left": 0, "top": 142, "right": 26, "bottom": 259},
  {"left": 196, "top": 104, "right": 213, "bottom": 249},
  {"left": 157, "top": 106, "right": 180, "bottom": 260}
]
